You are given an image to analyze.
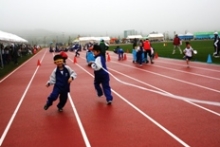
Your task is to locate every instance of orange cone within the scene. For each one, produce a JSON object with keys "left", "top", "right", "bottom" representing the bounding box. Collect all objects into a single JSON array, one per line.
[
  {"left": 37, "top": 59, "right": 41, "bottom": 66},
  {"left": 123, "top": 54, "right": 127, "bottom": 60},
  {"left": 107, "top": 52, "right": 111, "bottom": 62},
  {"left": 73, "top": 57, "right": 77, "bottom": 64},
  {"left": 155, "top": 52, "right": 158, "bottom": 59}
]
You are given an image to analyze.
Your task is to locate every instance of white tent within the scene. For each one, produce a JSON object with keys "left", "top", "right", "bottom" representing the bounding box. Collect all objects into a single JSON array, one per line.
[
  {"left": 78, "top": 36, "right": 110, "bottom": 45},
  {"left": 148, "top": 33, "right": 164, "bottom": 41},
  {"left": 126, "top": 35, "right": 143, "bottom": 39},
  {"left": 0, "top": 30, "right": 28, "bottom": 68},
  {"left": 0, "top": 30, "right": 28, "bottom": 43}
]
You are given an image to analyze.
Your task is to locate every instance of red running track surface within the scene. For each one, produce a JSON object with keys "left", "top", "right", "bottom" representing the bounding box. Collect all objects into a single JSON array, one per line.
[{"left": 0, "top": 49, "right": 219, "bottom": 147}]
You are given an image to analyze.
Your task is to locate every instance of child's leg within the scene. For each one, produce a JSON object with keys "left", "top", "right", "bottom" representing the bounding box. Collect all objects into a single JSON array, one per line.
[
  {"left": 94, "top": 79, "right": 103, "bottom": 97},
  {"left": 44, "top": 88, "right": 60, "bottom": 109},
  {"left": 101, "top": 77, "right": 113, "bottom": 102},
  {"left": 57, "top": 92, "right": 68, "bottom": 109}
]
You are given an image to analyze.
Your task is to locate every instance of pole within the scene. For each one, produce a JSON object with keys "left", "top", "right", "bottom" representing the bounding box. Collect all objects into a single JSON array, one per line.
[{"left": 0, "top": 44, "right": 4, "bottom": 68}]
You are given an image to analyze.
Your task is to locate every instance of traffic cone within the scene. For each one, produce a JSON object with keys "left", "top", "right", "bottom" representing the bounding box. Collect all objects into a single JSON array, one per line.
[
  {"left": 123, "top": 54, "right": 127, "bottom": 60},
  {"left": 37, "top": 59, "right": 41, "bottom": 66},
  {"left": 73, "top": 56, "right": 77, "bottom": 64},
  {"left": 155, "top": 52, "right": 158, "bottom": 59},
  {"left": 207, "top": 54, "right": 212, "bottom": 63},
  {"left": 107, "top": 52, "right": 111, "bottom": 61}
]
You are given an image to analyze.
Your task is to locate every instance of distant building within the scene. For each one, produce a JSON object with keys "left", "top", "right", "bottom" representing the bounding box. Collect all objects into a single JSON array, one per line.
[
  {"left": 194, "top": 32, "right": 220, "bottom": 40},
  {"left": 124, "top": 30, "right": 137, "bottom": 38}
]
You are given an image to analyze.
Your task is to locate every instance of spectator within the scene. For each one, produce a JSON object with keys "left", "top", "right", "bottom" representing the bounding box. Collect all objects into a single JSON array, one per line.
[{"left": 172, "top": 34, "right": 182, "bottom": 54}]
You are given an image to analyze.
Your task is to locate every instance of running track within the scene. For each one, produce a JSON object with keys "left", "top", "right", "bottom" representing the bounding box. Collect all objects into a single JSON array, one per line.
[{"left": 0, "top": 49, "right": 220, "bottom": 147}]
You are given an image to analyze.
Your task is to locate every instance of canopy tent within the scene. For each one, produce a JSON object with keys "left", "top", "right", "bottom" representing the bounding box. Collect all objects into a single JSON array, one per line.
[
  {"left": 0, "top": 30, "right": 28, "bottom": 43},
  {"left": 178, "top": 33, "right": 194, "bottom": 40},
  {"left": 148, "top": 33, "right": 164, "bottom": 41},
  {"left": 0, "top": 30, "right": 28, "bottom": 68},
  {"left": 78, "top": 36, "right": 110, "bottom": 45},
  {"left": 126, "top": 35, "right": 143, "bottom": 39}
]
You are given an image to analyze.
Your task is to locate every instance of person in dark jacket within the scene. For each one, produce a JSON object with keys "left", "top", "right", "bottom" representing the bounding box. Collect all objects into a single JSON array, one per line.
[
  {"left": 44, "top": 55, "right": 77, "bottom": 112},
  {"left": 213, "top": 32, "right": 219, "bottom": 58},
  {"left": 90, "top": 44, "right": 113, "bottom": 105},
  {"left": 99, "top": 39, "right": 109, "bottom": 61}
]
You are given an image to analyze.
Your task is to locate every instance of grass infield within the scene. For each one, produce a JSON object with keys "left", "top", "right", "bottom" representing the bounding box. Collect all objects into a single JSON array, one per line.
[{"left": 109, "top": 40, "right": 220, "bottom": 64}]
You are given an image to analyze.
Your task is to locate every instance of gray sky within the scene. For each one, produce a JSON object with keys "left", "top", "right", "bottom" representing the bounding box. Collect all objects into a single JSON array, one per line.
[{"left": 1, "top": 0, "right": 220, "bottom": 37}]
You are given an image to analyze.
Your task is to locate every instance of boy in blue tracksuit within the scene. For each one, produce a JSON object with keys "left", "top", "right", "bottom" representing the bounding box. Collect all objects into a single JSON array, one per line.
[
  {"left": 90, "top": 44, "right": 113, "bottom": 105},
  {"left": 44, "top": 54, "right": 77, "bottom": 111}
]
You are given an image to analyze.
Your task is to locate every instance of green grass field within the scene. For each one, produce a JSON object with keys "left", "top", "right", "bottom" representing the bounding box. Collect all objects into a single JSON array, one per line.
[
  {"left": 0, "top": 54, "right": 33, "bottom": 79},
  {"left": 109, "top": 40, "right": 220, "bottom": 64}
]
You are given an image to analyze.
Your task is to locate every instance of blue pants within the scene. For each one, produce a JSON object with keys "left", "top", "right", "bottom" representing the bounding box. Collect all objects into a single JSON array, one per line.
[
  {"left": 47, "top": 87, "right": 68, "bottom": 109},
  {"left": 94, "top": 74, "right": 113, "bottom": 102}
]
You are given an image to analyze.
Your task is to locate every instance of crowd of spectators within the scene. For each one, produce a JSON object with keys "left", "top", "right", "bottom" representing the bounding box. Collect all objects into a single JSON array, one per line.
[{"left": 0, "top": 43, "right": 38, "bottom": 68}]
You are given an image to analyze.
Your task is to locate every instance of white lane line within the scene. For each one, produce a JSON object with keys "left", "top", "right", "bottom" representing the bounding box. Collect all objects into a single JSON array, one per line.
[
  {"left": 66, "top": 57, "right": 91, "bottom": 147},
  {"left": 108, "top": 67, "right": 220, "bottom": 115},
  {"left": 68, "top": 94, "right": 91, "bottom": 147},
  {"left": 74, "top": 61, "right": 190, "bottom": 147},
  {"left": 70, "top": 52, "right": 220, "bottom": 106},
  {"left": 111, "top": 60, "right": 220, "bottom": 94},
  {"left": 0, "top": 49, "right": 47, "bottom": 146},
  {"left": 154, "top": 64, "right": 220, "bottom": 81}
]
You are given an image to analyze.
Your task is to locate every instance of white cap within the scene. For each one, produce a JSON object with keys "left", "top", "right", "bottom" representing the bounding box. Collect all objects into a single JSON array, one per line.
[{"left": 214, "top": 32, "right": 218, "bottom": 34}]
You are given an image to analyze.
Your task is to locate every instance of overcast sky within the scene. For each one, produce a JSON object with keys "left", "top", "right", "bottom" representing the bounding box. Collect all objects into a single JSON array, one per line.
[{"left": 1, "top": 0, "right": 220, "bottom": 37}]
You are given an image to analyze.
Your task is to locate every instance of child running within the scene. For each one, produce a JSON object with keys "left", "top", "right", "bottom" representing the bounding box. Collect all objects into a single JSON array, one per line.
[
  {"left": 90, "top": 44, "right": 113, "bottom": 105},
  {"left": 183, "top": 42, "right": 195, "bottom": 68},
  {"left": 44, "top": 54, "right": 77, "bottom": 112}
]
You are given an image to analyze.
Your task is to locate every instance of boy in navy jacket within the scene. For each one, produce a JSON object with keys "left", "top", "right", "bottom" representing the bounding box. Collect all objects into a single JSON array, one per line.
[
  {"left": 44, "top": 55, "right": 77, "bottom": 111},
  {"left": 90, "top": 44, "right": 113, "bottom": 105}
]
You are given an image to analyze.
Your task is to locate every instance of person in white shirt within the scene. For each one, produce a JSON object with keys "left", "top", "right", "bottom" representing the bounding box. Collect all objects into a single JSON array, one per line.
[{"left": 183, "top": 42, "right": 195, "bottom": 67}]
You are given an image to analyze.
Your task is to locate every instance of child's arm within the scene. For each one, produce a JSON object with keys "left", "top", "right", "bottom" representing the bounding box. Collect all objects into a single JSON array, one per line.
[
  {"left": 65, "top": 65, "right": 77, "bottom": 80},
  {"left": 91, "top": 57, "right": 102, "bottom": 71},
  {"left": 46, "top": 69, "right": 56, "bottom": 87}
]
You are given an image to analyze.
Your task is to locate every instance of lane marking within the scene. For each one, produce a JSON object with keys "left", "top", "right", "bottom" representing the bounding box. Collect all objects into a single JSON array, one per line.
[
  {"left": 75, "top": 52, "right": 220, "bottom": 106},
  {"left": 111, "top": 60, "right": 220, "bottom": 94},
  {"left": 154, "top": 64, "right": 220, "bottom": 81},
  {"left": 72, "top": 61, "right": 190, "bottom": 147},
  {"left": 0, "top": 49, "right": 47, "bottom": 146},
  {"left": 68, "top": 94, "right": 91, "bottom": 147},
  {"left": 108, "top": 67, "right": 220, "bottom": 116}
]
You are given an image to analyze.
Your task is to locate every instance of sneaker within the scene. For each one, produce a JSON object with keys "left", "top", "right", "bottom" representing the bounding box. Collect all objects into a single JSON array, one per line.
[
  {"left": 58, "top": 108, "right": 63, "bottom": 112},
  {"left": 44, "top": 104, "right": 50, "bottom": 110},
  {"left": 107, "top": 101, "right": 112, "bottom": 105}
]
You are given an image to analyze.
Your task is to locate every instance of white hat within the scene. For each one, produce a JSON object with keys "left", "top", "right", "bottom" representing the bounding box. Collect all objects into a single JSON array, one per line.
[{"left": 214, "top": 32, "right": 218, "bottom": 34}]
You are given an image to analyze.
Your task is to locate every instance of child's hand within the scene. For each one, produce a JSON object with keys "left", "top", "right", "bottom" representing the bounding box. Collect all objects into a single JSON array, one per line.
[{"left": 68, "top": 77, "right": 73, "bottom": 83}]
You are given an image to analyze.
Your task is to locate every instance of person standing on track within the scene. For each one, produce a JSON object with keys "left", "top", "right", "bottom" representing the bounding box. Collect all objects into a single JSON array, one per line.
[
  {"left": 90, "top": 44, "right": 113, "bottom": 105},
  {"left": 44, "top": 54, "right": 77, "bottom": 112},
  {"left": 172, "top": 34, "right": 182, "bottom": 54}
]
